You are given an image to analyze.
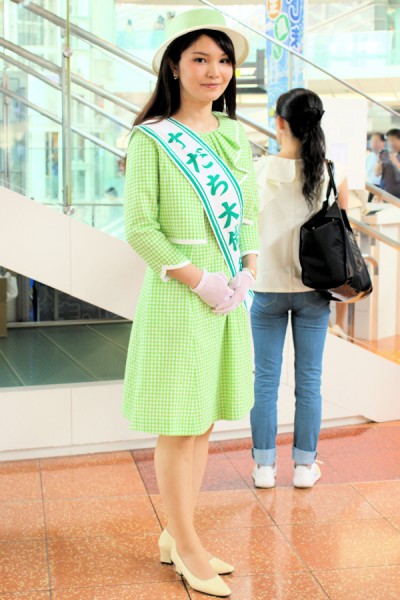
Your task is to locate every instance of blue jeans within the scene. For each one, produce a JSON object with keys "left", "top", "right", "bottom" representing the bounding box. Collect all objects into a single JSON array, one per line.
[{"left": 250, "top": 291, "right": 330, "bottom": 466}]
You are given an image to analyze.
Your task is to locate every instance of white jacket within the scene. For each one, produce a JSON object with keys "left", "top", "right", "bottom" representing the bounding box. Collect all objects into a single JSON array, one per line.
[{"left": 254, "top": 155, "right": 345, "bottom": 293}]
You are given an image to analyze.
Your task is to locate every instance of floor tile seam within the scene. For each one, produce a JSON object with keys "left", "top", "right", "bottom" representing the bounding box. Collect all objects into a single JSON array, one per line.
[
  {"left": 24, "top": 517, "right": 400, "bottom": 545},
  {"left": 0, "top": 498, "right": 44, "bottom": 504},
  {"left": 0, "top": 535, "right": 47, "bottom": 544},
  {"left": 278, "top": 516, "right": 396, "bottom": 530},
  {"left": 43, "top": 530, "right": 166, "bottom": 542},
  {"left": 245, "top": 485, "right": 282, "bottom": 527},
  {"left": 48, "top": 574, "right": 183, "bottom": 592},
  {"left": 313, "top": 455, "right": 348, "bottom": 482},
  {"left": 254, "top": 516, "right": 392, "bottom": 527},
  {"left": 385, "top": 518, "right": 400, "bottom": 535},
  {"left": 219, "top": 446, "right": 253, "bottom": 491},
  {"left": 39, "top": 493, "right": 151, "bottom": 502},
  {"left": 273, "top": 522, "right": 328, "bottom": 575},
  {"left": 36, "top": 328, "right": 100, "bottom": 381},
  {"left": 311, "top": 562, "right": 400, "bottom": 573},
  {"left": 350, "top": 478, "right": 400, "bottom": 489},
  {"left": 0, "top": 537, "right": 53, "bottom": 547},
  {"left": 244, "top": 511, "right": 398, "bottom": 529},
  {"left": 39, "top": 458, "right": 138, "bottom": 470},
  {"left": 39, "top": 467, "right": 53, "bottom": 599},
  {"left": 347, "top": 476, "right": 400, "bottom": 485},
  {"left": 181, "top": 577, "right": 192, "bottom": 599},
  {"left": 147, "top": 493, "right": 165, "bottom": 534},
  {"left": 0, "top": 349, "right": 25, "bottom": 385},
  {"left": 86, "top": 324, "right": 129, "bottom": 351},
  {"left": 318, "top": 446, "right": 400, "bottom": 457},
  {"left": 39, "top": 525, "right": 306, "bottom": 544},
  {"left": 348, "top": 480, "right": 396, "bottom": 518},
  {"left": 47, "top": 581, "right": 188, "bottom": 593},
  {"left": 306, "top": 569, "right": 331, "bottom": 599},
  {"left": 40, "top": 492, "right": 153, "bottom": 502},
  {"left": 131, "top": 449, "right": 159, "bottom": 496}
]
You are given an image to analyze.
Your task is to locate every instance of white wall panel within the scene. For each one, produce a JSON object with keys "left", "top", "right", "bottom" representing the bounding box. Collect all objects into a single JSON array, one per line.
[
  {"left": 0, "top": 186, "right": 146, "bottom": 319},
  {"left": 0, "top": 385, "right": 71, "bottom": 451},
  {"left": 0, "top": 188, "right": 71, "bottom": 293}
]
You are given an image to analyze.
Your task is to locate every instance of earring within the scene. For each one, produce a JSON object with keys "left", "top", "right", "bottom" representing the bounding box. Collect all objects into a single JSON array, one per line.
[{"left": 173, "top": 74, "right": 179, "bottom": 80}]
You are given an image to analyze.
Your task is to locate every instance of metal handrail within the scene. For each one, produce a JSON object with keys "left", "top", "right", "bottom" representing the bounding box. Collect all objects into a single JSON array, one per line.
[
  {"left": 0, "top": 51, "right": 132, "bottom": 130},
  {"left": 365, "top": 183, "right": 400, "bottom": 209},
  {"left": 308, "top": 0, "right": 375, "bottom": 32},
  {"left": 236, "top": 113, "right": 276, "bottom": 140},
  {"left": 0, "top": 38, "right": 142, "bottom": 117},
  {"left": 362, "top": 254, "right": 379, "bottom": 275},
  {"left": 10, "top": 0, "right": 155, "bottom": 79},
  {"left": 0, "top": 35, "right": 273, "bottom": 149},
  {"left": 10, "top": 0, "right": 400, "bottom": 120},
  {"left": 0, "top": 86, "right": 125, "bottom": 158},
  {"left": 349, "top": 216, "right": 400, "bottom": 251},
  {"left": 198, "top": 0, "right": 400, "bottom": 119}
]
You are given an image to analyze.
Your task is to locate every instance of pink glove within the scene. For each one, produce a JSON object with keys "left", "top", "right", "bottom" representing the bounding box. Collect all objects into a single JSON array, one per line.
[
  {"left": 191, "top": 270, "right": 234, "bottom": 308},
  {"left": 213, "top": 268, "right": 255, "bottom": 315}
]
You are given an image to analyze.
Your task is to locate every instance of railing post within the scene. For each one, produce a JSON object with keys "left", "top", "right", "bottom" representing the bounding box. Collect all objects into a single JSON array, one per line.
[
  {"left": 61, "top": 0, "right": 73, "bottom": 215},
  {"left": 348, "top": 304, "right": 356, "bottom": 340},
  {"left": 2, "top": 67, "right": 11, "bottom": 187}
]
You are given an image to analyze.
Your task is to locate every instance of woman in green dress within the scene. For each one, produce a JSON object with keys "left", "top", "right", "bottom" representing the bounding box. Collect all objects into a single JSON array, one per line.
[{"left": 123, "top": 8, "right": 258, "bottom": 597}]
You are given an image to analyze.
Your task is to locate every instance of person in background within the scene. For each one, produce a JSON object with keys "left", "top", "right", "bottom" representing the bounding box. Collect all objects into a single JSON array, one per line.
[
  {"left": 366, "top": 132, "right": 385, "bottom": 202},
  {"left": 375, "top": 128, "right": 400, "bottom": 198},
  {"left": 251, "top": 88, "right": 349, "bottom": 490}
]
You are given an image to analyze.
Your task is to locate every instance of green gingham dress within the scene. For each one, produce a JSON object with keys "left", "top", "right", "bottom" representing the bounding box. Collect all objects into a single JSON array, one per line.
[{"left": 122, "top": 112, "right": 259, "bottom": 436}]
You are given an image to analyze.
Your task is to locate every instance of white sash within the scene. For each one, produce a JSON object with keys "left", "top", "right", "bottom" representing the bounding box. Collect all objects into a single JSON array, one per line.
[{"left": 136, "top": 117, "right": 253, "bottom": 310}]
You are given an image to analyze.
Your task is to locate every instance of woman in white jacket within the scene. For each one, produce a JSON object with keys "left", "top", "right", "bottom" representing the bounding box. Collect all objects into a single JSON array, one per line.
[{"left": 251, "top": 88, "right": 348, "bottom": 489}]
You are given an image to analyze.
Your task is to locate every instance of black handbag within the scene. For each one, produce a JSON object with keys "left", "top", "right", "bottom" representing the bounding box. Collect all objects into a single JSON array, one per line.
[{"left": 299, "top": 160, "right": 373, "bottom": 303}]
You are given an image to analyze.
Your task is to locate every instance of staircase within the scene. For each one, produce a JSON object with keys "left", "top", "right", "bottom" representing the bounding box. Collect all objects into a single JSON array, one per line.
[{"left": 0, "top": 0, "right": 399, "bottom": 460}]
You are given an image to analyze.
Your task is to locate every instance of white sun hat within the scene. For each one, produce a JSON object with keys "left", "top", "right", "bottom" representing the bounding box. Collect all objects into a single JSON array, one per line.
[{"left": 152, "top": 8, "right": 250, "bottom": 75}]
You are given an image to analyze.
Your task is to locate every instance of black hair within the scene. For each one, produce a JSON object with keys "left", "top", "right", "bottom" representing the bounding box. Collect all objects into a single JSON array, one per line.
[
  {"left": 370, "top": 132, "right": 385, "bottom": 142},
  {"left": 276, "top": 88, "right": 326, "bottom": 209},
  {"left": 134, "top": 28, "right": 236, "bottom": 126},
  {"left": 386, "top": 128, "right": 400, "bottom": 139}
]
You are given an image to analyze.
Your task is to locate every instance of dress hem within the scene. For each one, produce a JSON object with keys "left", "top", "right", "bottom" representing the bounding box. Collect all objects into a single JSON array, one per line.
[{"left": 123, "top": 403, "right": 254, "bottom": 437}]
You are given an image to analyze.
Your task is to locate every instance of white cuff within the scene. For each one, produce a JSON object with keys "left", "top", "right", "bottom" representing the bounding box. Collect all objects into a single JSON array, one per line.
[
  {"left": 160, "top": 260, "right": 191, "bottom": 282},
  {"left": 241, "top": 250, "right": 259, "bottom": 258}
]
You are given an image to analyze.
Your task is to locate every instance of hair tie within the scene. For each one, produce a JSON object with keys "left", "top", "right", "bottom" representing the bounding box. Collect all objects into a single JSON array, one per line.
[{"left": 307, "top": 106, "right": 325, "bottom": 125}]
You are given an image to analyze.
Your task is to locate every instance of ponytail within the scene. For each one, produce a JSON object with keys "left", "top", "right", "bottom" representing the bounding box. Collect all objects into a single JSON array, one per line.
[{"left": 276, "top": 88, "right": 326, "bottom": 209}]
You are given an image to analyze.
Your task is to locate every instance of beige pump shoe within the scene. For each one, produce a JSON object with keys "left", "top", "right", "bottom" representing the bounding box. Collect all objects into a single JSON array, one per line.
[
  {"left": 158, "top": 529, "right": 234, "bottom": 575},
  {"left": 171, "top": 541, "right": 232, "bottom": 598}
]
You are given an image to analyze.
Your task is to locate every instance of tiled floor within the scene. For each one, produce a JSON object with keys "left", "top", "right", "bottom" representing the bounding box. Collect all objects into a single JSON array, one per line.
[{"left": 1, "top": 422, "right": 400, "bottom": 599}]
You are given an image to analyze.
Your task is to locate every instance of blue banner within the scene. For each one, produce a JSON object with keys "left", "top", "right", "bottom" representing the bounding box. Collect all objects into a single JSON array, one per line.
[{"left": 266, "top": 0, "right": 305, "bottom": 152}]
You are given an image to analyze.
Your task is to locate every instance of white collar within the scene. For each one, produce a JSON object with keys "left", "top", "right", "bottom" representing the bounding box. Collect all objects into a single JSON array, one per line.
[{"left": 265, "top": 155, "right": 302, "bottom": 184}]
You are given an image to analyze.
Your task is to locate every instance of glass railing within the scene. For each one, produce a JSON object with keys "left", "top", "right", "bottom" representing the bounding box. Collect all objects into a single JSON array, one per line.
[
  {"left": 1, "top": 0, "right": 399, "bottom": 348},
  {"left": 2, "top": 0, "right": 400, "bottom": 210}
]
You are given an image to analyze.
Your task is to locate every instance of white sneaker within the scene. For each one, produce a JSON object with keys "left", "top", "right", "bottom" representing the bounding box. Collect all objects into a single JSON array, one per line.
[
  {"left": 330, "top": 324, "right": 348, "bottom": 339},
  {"left": 252, "top": 464, "right": 277, "bottom": 488},
  {"left": 293, "top": 463, "right": 321, "bottom": 488}
]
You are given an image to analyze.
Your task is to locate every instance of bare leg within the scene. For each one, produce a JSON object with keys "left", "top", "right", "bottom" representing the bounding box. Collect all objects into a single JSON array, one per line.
[
  {"left": 154, "top": 434, "right": 215, "bottom": 579},
  {"left": 191, "top": 424, "right": 214, "bottom": 516}
]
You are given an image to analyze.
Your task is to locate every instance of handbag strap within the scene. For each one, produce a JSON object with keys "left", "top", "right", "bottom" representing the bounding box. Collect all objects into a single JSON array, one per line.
[{"left": 325, "top": 159, "right": 338, "bottom": 205}]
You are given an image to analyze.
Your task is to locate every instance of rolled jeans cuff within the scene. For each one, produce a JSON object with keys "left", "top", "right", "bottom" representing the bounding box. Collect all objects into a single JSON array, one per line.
[
  {"left": 292, "top": 446, "right": 317, "bottom": 465},
  {"left": 252, "top": 447, "right": 276, "bottom": 466}
]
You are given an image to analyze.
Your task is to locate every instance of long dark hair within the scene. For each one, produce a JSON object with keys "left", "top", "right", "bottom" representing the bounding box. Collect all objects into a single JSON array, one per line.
[
  {"left": 134, "top": 28, "right": 237, "bottom": 126},
  {"left": 276, "top": 88, "right": 326, "bottom": 209}
]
